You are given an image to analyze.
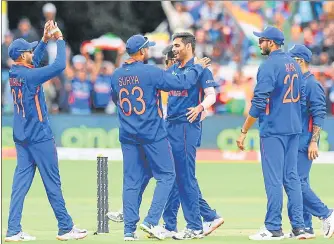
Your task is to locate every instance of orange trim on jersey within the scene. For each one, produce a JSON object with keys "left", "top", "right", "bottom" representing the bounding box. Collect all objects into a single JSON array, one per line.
[
  {"left": 308, "top": 116, "right": 313, "bottom": 132},
  {"left": 14, "top": 62, "right": 34, "bottom": 68},
  {"left": 265, "top": 98, "right": 270, "bottom": 115},
  {"left": 35, "top": 94, "right": 43, "bottom": 122},
  {"left": 124, "top": 58, "right": 140, "bottom": 64}
]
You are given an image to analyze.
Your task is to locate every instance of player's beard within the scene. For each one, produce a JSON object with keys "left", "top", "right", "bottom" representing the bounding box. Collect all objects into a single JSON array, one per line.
[{"left": 261, "top": 47, "right": 271, "bottom": 56}]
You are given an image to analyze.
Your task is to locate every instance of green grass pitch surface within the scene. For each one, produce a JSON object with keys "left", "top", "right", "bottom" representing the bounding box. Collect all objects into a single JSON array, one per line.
[{"left": 2, "top": 160, "right": 334, "bottom": 243}]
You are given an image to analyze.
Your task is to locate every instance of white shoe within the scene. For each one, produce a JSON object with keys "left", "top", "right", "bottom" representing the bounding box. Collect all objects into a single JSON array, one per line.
[
  {"left": 56, "top": 226, "right": 88, "bottom": 241},
  {"left": 172, "top": 228, "right": 204, "bottom": 240},
  {"left": 147, "top": 226, "right": 176, "bottom": 239},
  {"left": 124, "top": 232, "right": 139, "bottom": 241},
  {"left": 4, "top": 232, "right": 36, "bottom": 242},
  {"left": 203, "top": 216, "right": 224, "bottom": 236},
  {"left": 139, "top": 222, "right": 165, "bottom": 240},
  {"left": 322, "top": 210, "right": 334, "bottom": 238},
  {"left": 284, "top": 228, "right": 314, "bottom": 240},
  {"left": 106, "top": 210, "right": 124, "bottom": 223},
  {"left": 249, "top": 227, "right": 284, "bottom": 240}
]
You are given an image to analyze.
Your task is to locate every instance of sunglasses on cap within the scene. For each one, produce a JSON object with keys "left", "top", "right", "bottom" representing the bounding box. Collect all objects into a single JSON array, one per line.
[
  {"left": 293, "top": 57, "right": 304, "bottom": 62},
  {"left": 18, "top": 49, "right": 33, "bottom": 54},
  {"left": 258, "top": 38, "right": 271, "bottom": 44}
]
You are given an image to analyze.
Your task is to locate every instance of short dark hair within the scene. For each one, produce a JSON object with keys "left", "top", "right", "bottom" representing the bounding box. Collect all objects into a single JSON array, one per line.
[
  {"left": 162, "top": 44, "right": 174, "bottom": 59},
  {"left": 172, "top": 32, "right": 196, "bottom": 53}
]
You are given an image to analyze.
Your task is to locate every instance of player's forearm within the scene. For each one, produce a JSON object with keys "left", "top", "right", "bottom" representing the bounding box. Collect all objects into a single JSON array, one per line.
[
  {"left": 311, "top": 125, "right": 321, "bottom": 142},
  {"left": 241, "top": 115, "right": 257, "bottom": 133},
  {"left": 200, "top": 87, "right": 216, "bottom": 109},
  {"left": 32, "top": 40, "right": 47, "bottom": 67}
]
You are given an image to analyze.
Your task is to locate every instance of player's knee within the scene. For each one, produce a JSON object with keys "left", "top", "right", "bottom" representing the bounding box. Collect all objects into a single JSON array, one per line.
[{"left": 300, "top": 178, "right": 309, "bottom": 192}]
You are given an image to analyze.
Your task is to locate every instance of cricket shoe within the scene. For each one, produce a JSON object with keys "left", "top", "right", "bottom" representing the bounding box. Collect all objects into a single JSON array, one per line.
[
  {"left": 322, "top": 210, "right": 334, "bottom": 238},
  {"left": 203, "top": 215, "right": 225, "bottom": 236},
  {"left": 139, "top": 222, "right": 165, "bottom": 240},
  {"left": 56, "top": 226, "right": 88, "bottom": 241},
  {"left": 124, "top": 232, "right": 139, "bottom": 241},
  {"left": 4, "top": 232, "right": 36, "bottom": 242},
  {"left": 285, "top": 227, "right": 315, "bottom": 239},
  {"left": 147, "top": 225, "right": 176, "bottom": 239},
  {"left": 172, "top": 228, "right": 204, "bottom": 240},
  {"left": 106, "top": 210, "right": 124, "bottom": 223},
  {"left": 249, "top": 227, "right": 284, "bottom": 240}
]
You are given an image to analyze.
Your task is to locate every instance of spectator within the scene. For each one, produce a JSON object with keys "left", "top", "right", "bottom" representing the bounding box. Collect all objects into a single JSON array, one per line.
[
  {"left": 161, "top": 1, "right": 194, "bottom": 33},
  {"left": 40, "top": 3, "right": 66, "bottom": 65},
  {"left": 199, "top": 1, "right": 222, "bottom": 23},
  {"left": 1, "top": 31, "right": 14, "bottom": 113},
  {"left": 217, "top": 71, "right": 253, "bottom": 115},
  {"left": 13, "top": 18, "right": 39, "bottom": 43},
  {"left": 92, "top": 61, "right": 115, "bottom": 112},
  {"left": 68, "top": 66, "right": 93, "bottom": 115}
]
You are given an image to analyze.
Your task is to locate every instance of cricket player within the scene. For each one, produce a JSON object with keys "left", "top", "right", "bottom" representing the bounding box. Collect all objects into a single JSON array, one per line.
[
  {"left": 160, "top": 43, "right": 224, "bottom": 239},
  {"left": 106, "top": 46, "right": 223, "bottom": 238},
  {"left": 287, "top": 44, "right": 334, "bottom": 239},
  {"left": 109, "top": 34, "right": 211, "bottom": 241},
  {"left": 5, "top": 21, "right": 87, "bottom": 242},
  {"left": 236, "top": 26, "right": 308, "bottom": 240},
  {"left": 160, "top": 33, "right": 222, "bottom": 240}
]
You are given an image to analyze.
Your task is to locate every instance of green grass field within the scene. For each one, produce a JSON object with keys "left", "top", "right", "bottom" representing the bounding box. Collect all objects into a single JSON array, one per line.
[{"left": 2, "top": 160, "right": 334, "bottom": 243}]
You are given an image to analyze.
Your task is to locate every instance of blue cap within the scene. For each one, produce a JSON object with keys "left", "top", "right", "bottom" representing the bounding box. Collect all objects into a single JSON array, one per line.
[
  {"left": 8, "top": 38, "right": 38, "bottom": 60},
  {"left": 253, "top": 26, "right": 285, "bottom": 45},
  {"left": 288, "top": 44, "right": 312, "bottom": 63},
  {"left": 126, "top": 34, "right": 156, "bottom": 55}
]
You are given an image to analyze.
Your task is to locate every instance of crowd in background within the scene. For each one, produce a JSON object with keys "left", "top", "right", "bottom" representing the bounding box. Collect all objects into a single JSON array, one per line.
[{"left": 2, "top": 1, "right": 334, "bottom": 116}]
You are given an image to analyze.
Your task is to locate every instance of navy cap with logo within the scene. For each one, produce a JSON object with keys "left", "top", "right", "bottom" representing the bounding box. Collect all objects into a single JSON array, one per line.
[
  {"left": 8, "top": 38, "right": 38, "bottom": 60},
  {"left": 288, "top": 44, "right": 312, "bottom": 63},
  {"left": 253, "top": 26, "right": 285, "bottom": 45},
  {"left": 126, "top": 34, "right": 156, "bottom": 55}
]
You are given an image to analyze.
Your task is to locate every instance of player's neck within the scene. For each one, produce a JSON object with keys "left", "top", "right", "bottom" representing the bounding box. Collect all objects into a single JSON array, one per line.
[
  {"left": 179, "top": 55, "right": 193, "bottom": 68},
  {"left": 301, "top": 67, "right": 309, "bottom": 74},
  {"left": 269, "top": 46, "right": 280, "bottom": 55}
]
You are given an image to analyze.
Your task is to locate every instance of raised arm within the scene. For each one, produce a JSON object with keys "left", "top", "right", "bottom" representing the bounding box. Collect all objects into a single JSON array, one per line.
[
  {"left": 153, "top": 57, "right": 211, "bottom": 91},
  {"left": 27, "top": 24, "right": 65, "bottom": 89},
  {"left": 32, "top": 20, "right": 53, "bottom": 67}
]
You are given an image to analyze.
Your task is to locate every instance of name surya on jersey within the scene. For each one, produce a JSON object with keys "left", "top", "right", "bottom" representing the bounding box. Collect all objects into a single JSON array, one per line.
[
  {"left": 9, "top": 78, "right": 23, "bottom": 86},
  {"left": 119, "top": 75, "right": 140, "bottom": 86}
]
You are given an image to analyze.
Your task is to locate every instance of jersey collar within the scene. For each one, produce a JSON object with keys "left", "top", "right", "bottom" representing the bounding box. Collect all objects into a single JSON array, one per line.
[
  {"left": 124, "top": 57, "right": 143, "bottom": 65},
  {"left": 177, "top": 57, "right": 194, "bottom": 69},
  {"left": 302, "top": 71, "right": 313, "bottom": 79},
  {"left": 13, "top": 62, "right": 34, "bottom": 68},
  {"left": 269, "top": 49, "right": 283, "bottom": 57}
]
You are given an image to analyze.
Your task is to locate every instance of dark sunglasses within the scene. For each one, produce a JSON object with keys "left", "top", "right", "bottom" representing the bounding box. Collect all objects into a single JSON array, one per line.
[{"left": 258, "top": 38, "right": 271, "bottom": 44}]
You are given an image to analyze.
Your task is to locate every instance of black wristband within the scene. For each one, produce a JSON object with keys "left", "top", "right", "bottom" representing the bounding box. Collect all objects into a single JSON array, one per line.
[{"left": 241, "top": 129, "right": 247, "bottom": 134}]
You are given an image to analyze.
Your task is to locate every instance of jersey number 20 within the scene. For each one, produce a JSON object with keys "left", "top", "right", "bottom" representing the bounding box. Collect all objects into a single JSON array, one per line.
[{"left": 283, "top": 74, "right": 300, "bottom": 103}]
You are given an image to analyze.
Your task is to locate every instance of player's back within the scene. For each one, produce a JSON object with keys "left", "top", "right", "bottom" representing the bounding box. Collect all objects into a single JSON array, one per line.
[
  {"left": 111, "top": 61, "right": 166, "bottom": 144},
  {"left": 9, "top": 65, "right": 52, "bottom": 143},
  {"left": 257, "top": 50, "right": 304, "bottom": 136}
]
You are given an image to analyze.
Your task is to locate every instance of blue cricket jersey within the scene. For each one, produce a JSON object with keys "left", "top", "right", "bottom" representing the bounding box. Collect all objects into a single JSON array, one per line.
[
  {"left": 110, "top": 59, "right": 205, "bottom": 144},
  {"left": 93, "top": 74, "right": 112, "bottom": 108},
  {"left": 166, "top": 58, "right": 217, "bottom": 123},
  {"left": 69, "top": 78, "right": 92, "bottom": 111},
  {"left": 299, "top": 71, "right": 326, "bottom": 151},
  {"left": 9, "top": 40, "right": 66, "bottom": 143},
  {"left": 249, "top": 50, "right": 306, "bottom": 137}
]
